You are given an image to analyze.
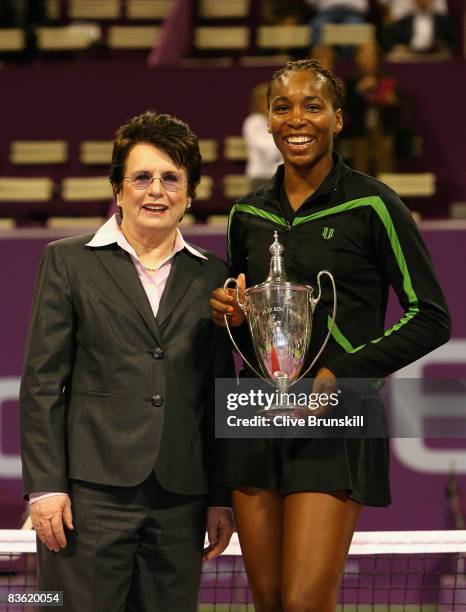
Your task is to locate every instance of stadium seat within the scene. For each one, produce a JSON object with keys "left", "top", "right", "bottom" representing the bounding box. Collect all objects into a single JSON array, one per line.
[
  {"left": 179, "top": 213, "right": 195, "bottom": 226},
  {"left": 107, "top": 26, "right": 161, "bottom": 49},
  {"left": 196, "top": 176, "right": 214, "bottom": 200},
  {"left": 198, "top": 0, "right": 250, "bottom": 19},
  {"left": 256, "top": 25, "right": 311, "bottom": 50},
  {"left": 46, "top": 217, "right": 105, "bottom": 228},
  {"left": 126, "top": 0, "right": 173, "bottom": 20},
  {"left": 10, "top": 141, "right": 68, "bottom": 165},
  {"left": 62, "top": 177, "right": 113, "bottom": 201},
  {"left": 239, "top": 54, "right": 289, "bottom": 66},
  {"left": 449, "top": 202, "right": 466, "bottom": 219},
  {"left": 0, "top": 29, "right": 25, "bottom": 52},
  {"left": 80, "top": 141, "right": 113, "bottom": 165},
  {"left": 199, "top": 140, "right": 218, "bottom": 163},
  {"left": 0, "top": 218, "right": 17, "bottom": 229},
  {"left": 224, "top": 137, "right": 247, "bottom": 161},
  {"left": 68, "top": 0, "right": 120, "bottom": 20},
  {"left": 377, "top": 173, "right": 436, "bottom": 197},
  {"left": 37, "top": 25, "right": 101, "bottom": 51},
  {"left": 321, "top": 23, "right": 375, "bottom": 46},
  {"left": 206, "top": 214, "right": 228, "bottom": 225},
  {"left": 0, "top": 178, "right": 54, "bottom": 202},
  {"left": 223, "top": 175, "right": 251, "bottom": 199},
  {"left": 387, "top": 48, "right": 452, "bottom": 63},
  {"left": 194, "top": 27, "right": 249, "bottom": 50}
]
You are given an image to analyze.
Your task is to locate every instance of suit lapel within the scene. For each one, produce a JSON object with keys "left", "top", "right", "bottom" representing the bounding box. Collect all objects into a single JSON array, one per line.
[
  {"left": 94, "top": 245, "right": 163, "bottom": 344},
  {"left": 156, "top": 250, "right": 201, "bottom": 329}
]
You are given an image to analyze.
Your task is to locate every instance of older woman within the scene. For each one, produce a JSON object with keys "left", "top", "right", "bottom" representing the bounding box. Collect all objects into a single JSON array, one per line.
[
  {"left": 210, "top": 60, "right": 450, "bottom": 611},
  {"left": 20, "top": 111, "right": 234, "bottom": 612}
]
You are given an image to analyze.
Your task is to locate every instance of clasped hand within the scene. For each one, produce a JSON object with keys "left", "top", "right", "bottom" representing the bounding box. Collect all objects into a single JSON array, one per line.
[
  {"left": 210, "top": 276, "right": 338, "bottom": 414},
  {"left": 209, "top": 274, "right": 246, "bottom": 328},
  {"left": 309, "top": 367, "right": 339, "bottom": 417}
]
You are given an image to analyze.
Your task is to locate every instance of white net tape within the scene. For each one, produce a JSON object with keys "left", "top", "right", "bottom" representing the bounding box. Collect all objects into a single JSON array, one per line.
[{"left": 1, "top": 530, "right": 466, "bottom": 609}]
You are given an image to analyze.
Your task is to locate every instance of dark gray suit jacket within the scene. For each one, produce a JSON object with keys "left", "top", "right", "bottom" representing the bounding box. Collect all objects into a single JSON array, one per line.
[{"left": 20, "top": 233, "right": 234, "bottom": 503}]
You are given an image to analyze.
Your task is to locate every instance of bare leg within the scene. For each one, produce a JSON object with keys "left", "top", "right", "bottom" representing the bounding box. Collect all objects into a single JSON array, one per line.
[
  {"left": 281, "top": 491, "right": 362, "bottom": 612},
  {"left": 232, "top": 487, "right": 283, "bottom": 612}
]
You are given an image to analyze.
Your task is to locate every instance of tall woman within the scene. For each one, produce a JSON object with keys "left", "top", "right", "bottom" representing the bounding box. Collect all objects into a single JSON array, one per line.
[{"left": 210, "top": 60, "right": 450, "bottom": 611}]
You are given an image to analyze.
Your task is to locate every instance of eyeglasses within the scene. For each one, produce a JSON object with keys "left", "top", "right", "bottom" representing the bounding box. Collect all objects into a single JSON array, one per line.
[{"left": 124, "top": 171, "right": 186, "bottom": 192}]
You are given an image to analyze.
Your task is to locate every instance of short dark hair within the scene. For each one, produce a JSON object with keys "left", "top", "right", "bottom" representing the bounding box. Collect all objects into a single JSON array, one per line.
[
  {"left": 109, "top": 111, "right": 201, "bottom": 199},
  {"left": 267, "top": 59, "right": 344, "bottom": 110}
]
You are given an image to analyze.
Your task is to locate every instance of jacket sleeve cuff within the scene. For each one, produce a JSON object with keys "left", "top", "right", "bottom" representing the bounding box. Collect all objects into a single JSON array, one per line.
[
  {"left": 320, "top": 355, "right": 355, "bottom": 380},
  {"left": 208, "top": 486, "right": 231, "bottom": 507},
  {"left": 29, "top": 491, "right": 68, "bottom": 504}
]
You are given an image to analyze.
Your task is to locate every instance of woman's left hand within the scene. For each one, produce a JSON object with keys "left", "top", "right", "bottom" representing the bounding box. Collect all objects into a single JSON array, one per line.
[
  {"left": 310, "top": 367, "right": 339, "bottom": 417},
  {"left": 203, "top": 507, "right": 235, "bottom": 562}
]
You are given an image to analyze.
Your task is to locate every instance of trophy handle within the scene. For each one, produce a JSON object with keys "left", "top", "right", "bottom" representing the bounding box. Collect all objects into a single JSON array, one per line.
[
  {"left": 222, "top": 278, "right": 270, "bottom": 383},
  {"left": 295, "top": 270, "right": 337, "bottom": 383}
]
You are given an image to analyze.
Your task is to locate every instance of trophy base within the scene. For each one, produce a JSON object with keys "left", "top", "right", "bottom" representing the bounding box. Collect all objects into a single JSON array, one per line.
[{"left": 258, "top": 405, "right": 313, "bottom": 419}]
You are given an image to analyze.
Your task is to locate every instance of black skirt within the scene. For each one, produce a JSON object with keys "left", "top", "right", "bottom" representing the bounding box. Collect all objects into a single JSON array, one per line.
[{"left": 213, "top": 436, "right": 391, "bottom": 507}]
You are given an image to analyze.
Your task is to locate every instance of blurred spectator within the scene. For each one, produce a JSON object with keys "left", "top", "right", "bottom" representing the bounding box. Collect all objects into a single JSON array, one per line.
[
  {"left": 0, "top": 0, "right": 46, "bottom": 62},
  {"left": 261, "top": 0, "right": 308, "bottom": 25},
  {"left": 344, "top": 41, "right": 403, "bottom": 175},
  {"left": 242, "top": 82, "right": 283, "bottom": 189},
  {"left": 307, "top": 43, "right": 336, "bottom": 71},
  {"left": 380, "top": 0, "right": 447, "bottom": 22},
  {"left": 384, "top": 0, "right": 456, "bottom": 54},
  {"left": 0, "top": 0, "right": 46, "bottom": 27},
  {"left": 305, "top": 1, "right": 369, "bottom": 45},
  {"left": 0, "top": 2, "right": 16, "bottom": 26}
]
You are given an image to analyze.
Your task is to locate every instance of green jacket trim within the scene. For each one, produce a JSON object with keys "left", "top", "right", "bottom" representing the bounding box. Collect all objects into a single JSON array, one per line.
[
  {"left": 231, "top": 196, "right": 420, "bottom": 355},
  {"left": 292, "top": 196, "right": 417, "bottom": 307},
  {"left": 327, "top": 317, "right": 356, "bottom": 352},
  {"left": 227, "top": 203, "right": 288, "bottom": 262}
]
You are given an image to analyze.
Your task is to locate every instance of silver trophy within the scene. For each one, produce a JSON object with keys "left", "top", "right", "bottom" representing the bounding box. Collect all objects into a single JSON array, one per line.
[{"left": 224, "top": 232, "right": 337, "bottom": 414}]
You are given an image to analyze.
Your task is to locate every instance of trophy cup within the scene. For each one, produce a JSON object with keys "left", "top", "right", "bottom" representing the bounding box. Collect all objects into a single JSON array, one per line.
[{"left": 223, "top": 232, "right": 337, "bottom": 415}]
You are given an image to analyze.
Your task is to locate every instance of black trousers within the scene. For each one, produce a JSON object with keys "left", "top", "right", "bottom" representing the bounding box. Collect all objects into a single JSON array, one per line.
[{"left": 37, "top": 474, "right": 207, "bottom": 612}]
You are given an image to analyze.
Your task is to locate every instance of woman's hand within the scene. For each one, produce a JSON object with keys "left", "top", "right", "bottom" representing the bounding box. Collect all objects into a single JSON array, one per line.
[
  {"left": 310, "top": 367, "right": 339, "bottom": 417},
  {"left": 203, "top": 507, "right": 235, "bottom": 562},
  {"left": 356, "top": 75, "right": 377, "bottom": 93},
  {"left": 209, "top": 273, "right": 246, "bottom": 328},
  {"left": 30, "top": 494, "right": 74, "bottom": 552}
]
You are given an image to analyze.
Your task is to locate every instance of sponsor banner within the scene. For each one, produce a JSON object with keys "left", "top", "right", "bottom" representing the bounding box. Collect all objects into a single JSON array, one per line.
[{"left": 1, "top": 228, "right": 466, "bottom": 531}]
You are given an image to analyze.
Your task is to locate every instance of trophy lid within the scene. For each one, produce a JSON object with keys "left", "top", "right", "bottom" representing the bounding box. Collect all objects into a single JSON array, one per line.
[
  {"left": 246, "top": 232, "right": 312, "bottom": 295},
  {"left": 265, "top": 231, "right": 288, "bottom": 283}
]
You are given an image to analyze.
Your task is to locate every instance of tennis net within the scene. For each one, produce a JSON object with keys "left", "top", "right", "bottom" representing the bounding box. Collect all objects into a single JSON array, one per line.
[{"left": 1, "top": 530, "right": 466, "bottom": 610}]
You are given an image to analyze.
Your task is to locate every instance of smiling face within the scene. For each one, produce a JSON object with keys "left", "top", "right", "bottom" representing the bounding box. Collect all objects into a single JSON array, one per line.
[
  {"left": 268, "top": 69, "right": 343, "bottom": 171},
  {"left": 117, "top": 142, "right": 190, "bottom": 241}
]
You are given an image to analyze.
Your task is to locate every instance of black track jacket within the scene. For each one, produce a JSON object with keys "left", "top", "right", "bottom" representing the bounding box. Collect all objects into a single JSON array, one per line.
[{"left": 227, "top": 155, "right": 451, "bottom": 380}]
